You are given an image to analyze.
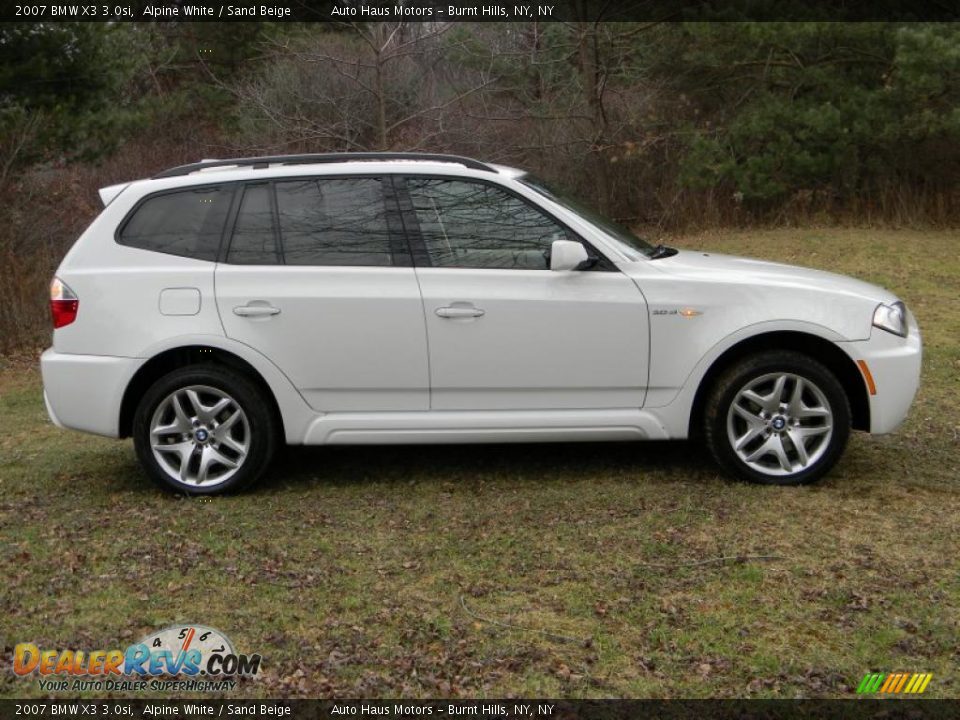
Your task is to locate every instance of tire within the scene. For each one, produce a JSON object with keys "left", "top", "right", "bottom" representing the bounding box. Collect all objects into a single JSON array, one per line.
[
  {"left": 133, "top": 365, "right": 278, "bottom": 494},
  {"left": 703, "top": 351, "right": 850, "bottom": 486}
]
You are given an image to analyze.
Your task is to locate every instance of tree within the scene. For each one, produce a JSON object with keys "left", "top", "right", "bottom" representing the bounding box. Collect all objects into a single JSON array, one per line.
[
  {"left": 655, "top": 22, "right": 960, "bottom": 213},
  {"left": 231, "top": 22, "right": 495, "bottom": 153},
  {"left": 0, "top": 23, "right": 141, "bottom": 185}
]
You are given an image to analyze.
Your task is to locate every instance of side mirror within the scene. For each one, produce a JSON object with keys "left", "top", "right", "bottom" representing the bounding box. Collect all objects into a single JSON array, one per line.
[{"left": 549, "top": 240, "right": 590, "bottom": 271}]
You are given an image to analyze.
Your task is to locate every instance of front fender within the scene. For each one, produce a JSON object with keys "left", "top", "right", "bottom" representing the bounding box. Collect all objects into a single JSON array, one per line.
[{"left": 646, "top": 320, "right": 850, "bottom": 438}]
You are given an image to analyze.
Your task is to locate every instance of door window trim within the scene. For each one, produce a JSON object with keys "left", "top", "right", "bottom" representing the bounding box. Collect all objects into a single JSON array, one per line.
[
  {"left": 393, "top": 174, "right": 618, "bottom": 272},
  {"left": 221, "top": 181, "right": 282, "bottom": 265}
]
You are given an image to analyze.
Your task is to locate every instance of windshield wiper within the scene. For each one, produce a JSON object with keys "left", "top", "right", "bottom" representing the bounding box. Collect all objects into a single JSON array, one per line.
[{"left": 649, "top": 243, "right": 678, "bottom": 260}]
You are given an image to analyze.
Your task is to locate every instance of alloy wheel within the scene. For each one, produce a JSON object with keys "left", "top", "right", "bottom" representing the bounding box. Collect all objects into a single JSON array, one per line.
[
  {"left": 149, "top": 385, "right": 250, "bottom": 487},
  {"left": 726, "top": 372, "right": 834, "bottom": 476}
]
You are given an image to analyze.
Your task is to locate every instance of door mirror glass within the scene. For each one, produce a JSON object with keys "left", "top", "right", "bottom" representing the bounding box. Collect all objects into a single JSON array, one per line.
[{"left": 550, "top": 240, "right": 589, "bottom": 271}]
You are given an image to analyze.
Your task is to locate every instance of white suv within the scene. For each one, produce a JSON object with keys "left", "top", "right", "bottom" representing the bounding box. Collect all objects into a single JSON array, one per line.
[{"left": 41, "top": 153, "right": 922, "bottom": 494}]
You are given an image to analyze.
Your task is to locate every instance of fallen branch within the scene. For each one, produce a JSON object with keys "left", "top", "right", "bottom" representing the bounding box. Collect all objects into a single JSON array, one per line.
[
  {"left": 459, "top": 595, "right": 587, "bottom": 645},
  {"left": 637, "top": 555, "right": 787, "bottom": 569}
]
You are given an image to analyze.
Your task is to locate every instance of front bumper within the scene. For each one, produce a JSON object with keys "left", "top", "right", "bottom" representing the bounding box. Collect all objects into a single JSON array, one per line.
[
  {"left": 40, "top": 349, "right": 144, "bottom": 438},
  {"left": 838, "top": 310, "right": 922, "bottom": 434}
]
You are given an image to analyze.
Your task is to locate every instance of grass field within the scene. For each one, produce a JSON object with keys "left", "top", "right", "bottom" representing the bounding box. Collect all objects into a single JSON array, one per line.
[{"left": 1, "top": 228, "right": 958, "bottom": 699}]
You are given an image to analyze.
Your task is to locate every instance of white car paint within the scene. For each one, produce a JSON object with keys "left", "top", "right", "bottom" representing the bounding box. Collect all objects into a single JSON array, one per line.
[
  {"left": 216, "top": 264, "right": 430, "bottom": 412},
  {"left": 413, "top": 266, "right": 649, "bottom": 410},
  {"left": 41, "top": 157, "right": 921, "bottom": 465},
  {"left": 620, "top": 250, "right": 899, "bottom": 409},
  {"left": 838, "top": 311, "right": 922, "bottom": 434}
]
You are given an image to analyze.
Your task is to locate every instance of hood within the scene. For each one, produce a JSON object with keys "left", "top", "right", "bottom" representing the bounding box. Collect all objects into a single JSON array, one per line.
[{"left": 641, "top": 250, "right": 898, "bottom": 305}]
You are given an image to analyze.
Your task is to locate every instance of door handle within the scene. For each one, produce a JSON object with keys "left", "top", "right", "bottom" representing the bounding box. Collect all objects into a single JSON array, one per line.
[
  {"left": 435, "top": 306, "right": 485, "bottom": 319},
  {"left": 233, "top": 304, "right": 281, "bottom": 317}
]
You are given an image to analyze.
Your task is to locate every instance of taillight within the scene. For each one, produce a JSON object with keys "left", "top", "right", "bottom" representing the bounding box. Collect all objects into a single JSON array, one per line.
[{"left": 50, "top": 277, "right": 79, "bottom": 329}]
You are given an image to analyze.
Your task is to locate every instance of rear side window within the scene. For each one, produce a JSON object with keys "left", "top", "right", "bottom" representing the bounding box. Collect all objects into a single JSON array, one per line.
[
  {"left": 276, "top": 178, "right": 393, "bottom": 266},
  {"left": 224, "top": 177, "right": 396, "bottom": 267},
  {"left": 118, "top": 186, "right": 231, "bottom": 261}
]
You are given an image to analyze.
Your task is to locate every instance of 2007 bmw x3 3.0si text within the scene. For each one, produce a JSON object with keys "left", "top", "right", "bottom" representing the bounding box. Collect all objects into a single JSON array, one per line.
[{"left": 41, "top": 153, "right": 922, "bottom": 494}]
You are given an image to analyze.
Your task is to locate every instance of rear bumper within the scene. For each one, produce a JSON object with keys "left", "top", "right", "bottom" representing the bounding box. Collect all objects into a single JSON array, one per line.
[
  {"left": 40, "top": 349, "right": 144, "bottom": 438},
  {"left": 839, "top": 311, "right": 922, "bottom": 435}
]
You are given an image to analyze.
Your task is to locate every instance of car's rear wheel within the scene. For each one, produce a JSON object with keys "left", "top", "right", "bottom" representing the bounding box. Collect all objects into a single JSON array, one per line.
[
  {"left": 133, "top": 366, "right": 277, "bottom": 494},
  {"left": 703, "top": 351, "right": 851, "bottom": 485}
]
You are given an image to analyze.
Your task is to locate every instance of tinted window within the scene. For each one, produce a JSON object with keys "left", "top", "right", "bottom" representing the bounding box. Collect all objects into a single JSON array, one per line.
[
  {"left": 520, "top": 174, "right": 653, "bottom": 259},
  {"left": 119, "top": 186, "right": 231, "bottom": 261},
  {"left": 227, "top": 184, "right": 279, "bottom": 265},
  {"left": 405, "top": 178, "right": 574, "bottom": 270},
  {"left": 276, "top": 178, "right": 392, "bottom": 266}
]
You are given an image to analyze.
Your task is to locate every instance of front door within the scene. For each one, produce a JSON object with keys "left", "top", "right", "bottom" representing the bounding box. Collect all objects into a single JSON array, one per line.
[
  {"left": 216, "top": 176, "right": 429, "bottom": 412},
  {"left": 398, "top": 176, "right": 649, "bottom": 411}
]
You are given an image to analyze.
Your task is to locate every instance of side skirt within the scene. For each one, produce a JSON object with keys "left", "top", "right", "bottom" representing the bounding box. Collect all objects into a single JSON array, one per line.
[{"left": 301, "top": 408, "right": 670, "bottom": 445}]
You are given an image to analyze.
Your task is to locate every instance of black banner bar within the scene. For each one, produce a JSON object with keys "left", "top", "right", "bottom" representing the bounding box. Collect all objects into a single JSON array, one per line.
[
  {"left": 2, "top": 0, "right": 959, "bottom": 23},
  {"left": 2, "top": 700, "right": 960, "bottom": 720}
]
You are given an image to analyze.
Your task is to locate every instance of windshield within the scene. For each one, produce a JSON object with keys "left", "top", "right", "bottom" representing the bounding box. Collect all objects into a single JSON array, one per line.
[{"left": 519, "top": 174, "right": 654, "bottom": 260}]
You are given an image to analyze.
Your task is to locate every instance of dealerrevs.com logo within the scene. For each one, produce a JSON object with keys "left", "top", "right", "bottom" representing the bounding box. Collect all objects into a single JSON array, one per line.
[{"left": 13, "top": 625, "right": 261, "bottom": 693}]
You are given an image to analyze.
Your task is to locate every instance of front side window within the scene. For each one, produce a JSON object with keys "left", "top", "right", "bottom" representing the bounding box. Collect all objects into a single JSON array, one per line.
[
  {"left": 404, "top": 178, "right": 575, "bottom": 270},
  {"left": 118, "top": 185, "right": 231, "bottom": 261},
  {"left": 519, "top": 174, "right": 654, "bottom": 260}
]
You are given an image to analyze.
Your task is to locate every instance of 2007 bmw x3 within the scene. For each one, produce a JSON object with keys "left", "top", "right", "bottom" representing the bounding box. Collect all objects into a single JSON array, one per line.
[{"left": 42, "top": 153, "right": 921, "bottom": 494}]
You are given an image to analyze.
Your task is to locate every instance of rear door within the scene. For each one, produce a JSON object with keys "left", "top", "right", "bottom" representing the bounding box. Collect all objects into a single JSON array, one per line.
[{"left": 215, "top": 175, "right": 429, "bottom": 412}]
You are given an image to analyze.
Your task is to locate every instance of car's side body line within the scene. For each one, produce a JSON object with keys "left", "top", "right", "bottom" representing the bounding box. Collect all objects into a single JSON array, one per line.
[
  {"left": 624, "top": 274, "right": 655, "bottom": 406},
  {"left": 302, "top": 408, "right": 670, "bottom": 445}
]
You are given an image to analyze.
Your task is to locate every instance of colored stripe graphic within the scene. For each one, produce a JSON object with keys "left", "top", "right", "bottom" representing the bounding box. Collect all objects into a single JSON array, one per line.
[
  {"left": 857, "top": 672, "right": 932, "bottom": 694},
  {"left": 894, "top": 673, "right": 909, "bottom": 693},
  {"left": 856, "top": 673, "right": 882, "bottom": 694}
]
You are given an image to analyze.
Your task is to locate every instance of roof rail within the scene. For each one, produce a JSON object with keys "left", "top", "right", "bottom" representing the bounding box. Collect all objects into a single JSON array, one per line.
[{"left": 152, "top": 152, "right": 496, "bottom": 179}]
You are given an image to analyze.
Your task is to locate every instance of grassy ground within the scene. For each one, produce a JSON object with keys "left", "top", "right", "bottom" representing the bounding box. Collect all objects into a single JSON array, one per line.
[{"left": 1, "top": 228, "right": 958, "bottom": 699}]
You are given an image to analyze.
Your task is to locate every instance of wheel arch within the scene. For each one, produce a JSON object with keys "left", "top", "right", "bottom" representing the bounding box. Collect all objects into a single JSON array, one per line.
[
  {"left": 688, "top": 331, "right": 870, "bottom": 438},
  {"left": 119, "top": 345, "right": 287, "bottom": 440}
]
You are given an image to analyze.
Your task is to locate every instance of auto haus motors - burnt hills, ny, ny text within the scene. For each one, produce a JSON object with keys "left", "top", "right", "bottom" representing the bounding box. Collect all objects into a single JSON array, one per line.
[{"left": 330, "top": 705, "right": 544, "bottom": 716}]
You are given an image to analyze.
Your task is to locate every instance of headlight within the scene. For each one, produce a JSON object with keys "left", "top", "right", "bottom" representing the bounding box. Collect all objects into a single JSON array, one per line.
[{"left": 873, "top": 301, "right": 907, "bottom": 337}]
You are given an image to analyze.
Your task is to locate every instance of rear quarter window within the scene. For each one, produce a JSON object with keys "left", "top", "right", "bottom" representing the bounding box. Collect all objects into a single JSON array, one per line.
[{"left": 117, "top": 185, "right": 232, "bottom": 261}]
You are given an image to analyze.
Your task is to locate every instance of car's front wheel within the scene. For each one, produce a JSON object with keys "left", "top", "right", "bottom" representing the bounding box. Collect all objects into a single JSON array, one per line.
[
  {"left": 703, "top": 351, "right": 851, "bottom": 485},
  {"left": 133, "top": 365, "right": 278, "bottom": 494}
]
